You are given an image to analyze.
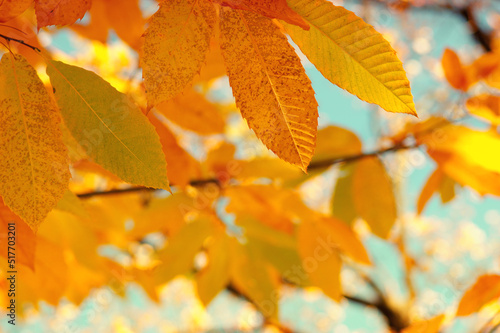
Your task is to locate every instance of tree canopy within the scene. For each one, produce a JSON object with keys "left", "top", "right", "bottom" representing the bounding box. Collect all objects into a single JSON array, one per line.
[{"left": 0, "top": 0, "right": 499, "bottom": 332}]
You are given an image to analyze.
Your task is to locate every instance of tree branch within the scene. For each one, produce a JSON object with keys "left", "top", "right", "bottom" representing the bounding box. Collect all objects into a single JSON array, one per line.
[
  {"left": 0, "top": 34, "right": 40, "bottom": 52},
  {"left": 76, "top": 142, "right": 416, "bottom": 198}
]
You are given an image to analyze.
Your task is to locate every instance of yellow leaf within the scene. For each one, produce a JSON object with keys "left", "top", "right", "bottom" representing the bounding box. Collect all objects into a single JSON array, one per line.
[
  {"left": 230, "top": 239, "right": 281, "bottom": 320},
  {"left": 155, "top": 89, "right": 225, "bottom": 135},
  {"left": 418, "top": 125, "right": 500, "bottom": 175},
  {"left": 313, "top": 126, "right": 363, "bottom": 164},
  {"left": 225, "top": 185, "right": 308, "bottom": 234},
  {"left": 402, "top": 314, "right": 445, "bottom": 333},
  {"left": 55, "top": 190, "right": 88, "bottom": 218},
  {"left": 130, "top": 193, "right": 195, "bottom": 239},
  {"left": 284, "top": 0, "right": 416, "bottom": 115},
  {"left": 317, "top": 217, "right": 370, "bottom": 265},
  {"left": 148, "top": 112, "right": 202, "bottom": 187},
  {"left": 0, "top": 54, "right": 70, "bottom": 229},
  {"left": 429, "top": 151, "right": 500, "bottom": 197},
  {"left": 47, "top": 59, "right": 170, "bottom": 190},
  {"left": 142, "top": 0, "right": 216, "bottom": 107},
  {"left": 331, "top": 164, "right": 357, "bottom": 225},
  {"left": 219, "top": 8, "right": 318, "bottom": 171},
  {"left": 297, "top": 220, "right": 342, "bottom": 301},
  {"left": 153, "top": 216, "right": 214, "bottom": 285},
  {"left": 456, "top": 274, "right": 500, "bottom": 316},
  {"left": 352, "top": 157, "right": 397, "bottom": 238},
  {"left": 237, "top": 157, "right": 303, "bottom": 181},
  {"left": 196, "top": 227, "right": 230, "bottom": 306},
  {"left": 466, "top": 94, "right": 500, "bottom": 125}
]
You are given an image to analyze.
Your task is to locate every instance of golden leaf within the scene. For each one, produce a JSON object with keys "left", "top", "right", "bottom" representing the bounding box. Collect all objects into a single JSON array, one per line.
[
  {"left": 352, "top": 156, "right": 397, "bottom": 238},
  {"left": 142, "top": 0, "right": 216, "bottom": 107},
  {"left": 466, "top": 94, "right": 500, "bottom": 125},
  {"left": 196, "top": 227, "right": 231, "bottom": 306},
  {"left": 0, "top": 54, "right": 70, "bottom": 229},
  {"left": 284, "top": 0, "right": 416, "bottom": 115},
  {"left": 220, "top": 8, "right": 318, "bottom": 171},
  {"left": 297, "top": 219, "right": 342, "bottom": 301},
  {"left": 155, "top": 89, "right": 225, "bottom": 135}
]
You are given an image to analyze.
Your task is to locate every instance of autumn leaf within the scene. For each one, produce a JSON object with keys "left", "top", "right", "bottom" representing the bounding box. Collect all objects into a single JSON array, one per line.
[
  {"left": 147, "top": 112, "right": 202, "bottom": 187},
  {"left": 155, "top": 89, "right": 225, "bottom": 135},
  {"left": 220, "top": 8, "right": 318, "bottom": 171},
  {"left": 456, "top": 274, "right": 500, "bottom": 316},
  {"left": 196, "top": 227, "right": 231, "bottom": 306},
  {"left": 331, "top": 164, "right": 357, "bottom": 225},
  {"left": 466, "top": 94, "right": 500, "bottom": 125},
  {"left": 35, "top": 0, "right": 91, "bottom": 28},
  {"left": 297, "top": 219, "right": 342, "bottom": 301},
  {"left": 214, "top": 0, "right": 309, "bottom": 29},
  {"left": 313, "top": 126, "right": 363, "bottom": 164},
  {"left": 0, "top": 198, "right": 36, "bottom": 270},
  {"left": 0, "top": 0, "right": 32, "bottom": 22},
  {"left": 352, "top": 156, "right": 397, "bottom": 238},
  {"left": 0, "top": 54, "right": 70, "bottom": 229},
  {"left": 142, "top": 0, "right": 216, "bottom": 107},
  {"left": 441, "top": 48, "right": 470, "bottom": 91},
  {"left": 284, "top": 0, "right": 416, "bottom": 115},
  {"left": 417, "top": 168, "right": 444, "bottom": 215},
  {"left": 153, "top": 216, "right": 214, "bottom": 285},
  {"left": 46, "top": 59, "right": 170, "bottom": 190},
  {"left": 230, "top": 239, "right": 281, "bottom": 321},
  {"left": 402, "top": 314, "right": 445, "bottom": 333}
]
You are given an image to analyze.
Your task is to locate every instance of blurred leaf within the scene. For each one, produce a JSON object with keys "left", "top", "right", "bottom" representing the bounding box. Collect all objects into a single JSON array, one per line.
[
  {"left": 352, "top": 157, "right": 397, "bottom": 238},
  {"left": 456, "top": 274, "right": 500, "bottom": 316},
  {"left": 297, "top": 219, "right": 342, "bottom": 301}
]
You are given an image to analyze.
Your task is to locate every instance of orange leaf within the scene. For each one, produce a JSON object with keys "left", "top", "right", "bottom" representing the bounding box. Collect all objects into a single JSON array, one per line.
[
  {"left": 214, "top": 0, "right": 309, "bottom": 30},
  {"left": 441, "top": 48, "right": 470, "bottom": 91},
  {"left": 402, "top": 314, "right": 445, "bottom": 333},
  {"left": 417, "top": 168, "right": 444, "bottom": 215},
  {"left": 0, "top": 198, "right": 36, "bottom": 270},
  {"left": 155, "top": 89, "right": 225, "bottom": 135},
  {"left": 466, "top": 94, "right": 500, "bottom": 125},
  {"left": 0, "top": 0, "right": 32, "bottom": 22},
  {"left": 456, "top": 274, "right": 500, "bottom": 316},
  {"left": 35, "top": 0, "right": 91, "bottom": 28},
  {"left": 148, "top": 112, "right": 202, "bottom": 187},
  {"left": 352, "top": 157, "right": 397, "bottom": 239}
]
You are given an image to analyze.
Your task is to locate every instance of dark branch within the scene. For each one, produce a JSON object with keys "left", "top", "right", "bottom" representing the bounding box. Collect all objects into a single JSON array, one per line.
[
  {"left": 76, "top": 142, "right": 416, "bottom": 199},
  {"left": 0, "top": 34, "right": 40, "bottom": 52}
]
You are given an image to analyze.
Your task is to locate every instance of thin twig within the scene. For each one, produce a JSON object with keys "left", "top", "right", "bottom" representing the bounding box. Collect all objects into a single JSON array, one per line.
[{"left": 0, "top": 34, "right": 40, "bottom": 52}]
